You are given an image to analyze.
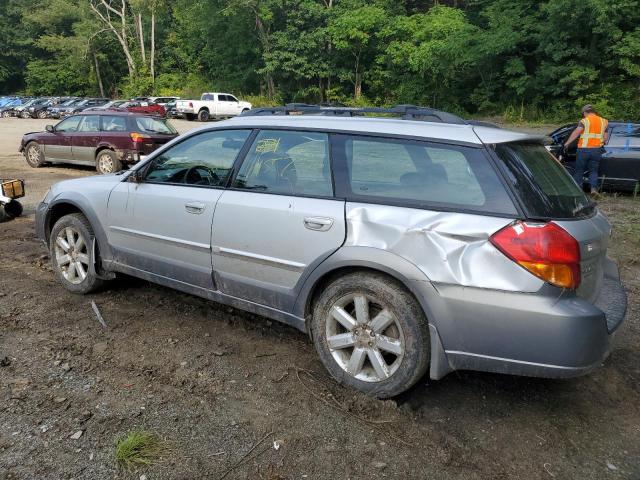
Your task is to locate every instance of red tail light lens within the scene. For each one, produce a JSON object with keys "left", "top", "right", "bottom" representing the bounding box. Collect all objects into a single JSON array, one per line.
[
  {"left": 189, "top": 102, "right": 193, "bottom": 108},
  {"left": 130, "top": 132, "right": 146, "bottom": 143},
  {"left": 490, "top": 221, "right": 581, "bottom": 289}
]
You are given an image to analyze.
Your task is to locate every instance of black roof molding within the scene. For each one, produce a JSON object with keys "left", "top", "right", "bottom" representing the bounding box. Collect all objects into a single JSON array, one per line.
[{"left": 242, "top": 103, "right": 469, "bottom": 125}]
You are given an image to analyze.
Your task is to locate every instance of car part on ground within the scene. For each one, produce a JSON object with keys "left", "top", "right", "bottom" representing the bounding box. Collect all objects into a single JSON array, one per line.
[
  {"left": 34, "top": 104, "right": 627, "bottom": 397},
  {"left": 0, "top": 179, "right": 25, "bottom": 223}
]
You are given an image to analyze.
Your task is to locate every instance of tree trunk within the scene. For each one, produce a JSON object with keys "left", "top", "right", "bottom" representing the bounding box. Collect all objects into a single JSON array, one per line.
[
  {"left": 150, "top": 11, "right": 155, "bottom": 81},
  {"left": 93, "top": 51, "right": 105, "bottom": 97},
  {"left": 255, "top": 14, "right": 276, "bottom": 100},
  {"left": 89, "top": 0, "right": 136, "bottom": 77},
  {"left": 137, "top": 13, "right": 146, "bottom": 64},
  {"left": 354, "top": 54, "right": 361, "bottom": 100}
]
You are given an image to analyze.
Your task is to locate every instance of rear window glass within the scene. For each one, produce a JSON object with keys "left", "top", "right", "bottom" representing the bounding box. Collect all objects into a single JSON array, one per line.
[
  {"left": 135, "top": 117, "right": 177, "bottom": 135},
  {"left": 608, "top": 123, "right": 640, "bottom": 149},
  {"left": 101, "top": 115, "right": 127, "bottom": 131},
  {"left": 493, "top": 142, "right": 593, "bottom": 219},
  {"left": 336, "top": 135, "right": 516, "bottom": 215}
]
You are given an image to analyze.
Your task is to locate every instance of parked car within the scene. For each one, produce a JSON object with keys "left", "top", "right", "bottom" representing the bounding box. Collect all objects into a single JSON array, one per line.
[
  {"left": 175, "top": 93, "right": 251, "bottom": 121},
  {"left": 11, "top": 97, "right": 37, "bottom": 117},
  {"left": 33, "top": 104, "right": 626, "bottom": 398},
  {"left": 0, "top": 98, "right": 27, "bottom": 118},
  {"left": 118, "top": 101, "right": 166, "bottom": 117},
  {"left": 20, "top": 111, "right": 178, "bottom": 174},
  {"left": 165, "top": 100, "right": 181, "bottom": 119},
  {"left": 48, "top": 98, "right": 85, "bottom": 118},
  {"left": 25, "top": 97, "right": 61, "bottom": 119},
  {"left": 148, "top": 96, "right": 180, "bottom": 107},
  {"left": 83, "top": 99, "right": 127, "bottom": 112},
  {"left": 60, "top": 98, "right": 110, "bottom": 116},
  {"left": 0, "top": 96, "right": 18, "bottom": 108},
  {"left": 548, "top": 122, "right": 640, "bottom": 192}
]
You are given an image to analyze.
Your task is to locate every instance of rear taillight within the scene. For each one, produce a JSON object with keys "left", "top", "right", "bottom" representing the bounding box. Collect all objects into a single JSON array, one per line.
[
  {"left": 189, "top": 102, "right": 193, "bottom": 108},
  {"left": 130, "top": 132, "right": 147, "bottom": 144},
  {"left": 490, "top": 221, "right": 581, "bottom": 289}
]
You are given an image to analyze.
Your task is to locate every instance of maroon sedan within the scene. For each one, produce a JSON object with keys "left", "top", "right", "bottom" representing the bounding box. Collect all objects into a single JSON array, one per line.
[{"left": 19, "top": 111, "right": 178, "bottom": 174}]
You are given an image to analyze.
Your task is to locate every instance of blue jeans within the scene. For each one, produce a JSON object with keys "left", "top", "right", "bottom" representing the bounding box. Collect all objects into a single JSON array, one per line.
[{"left": 573, "top": 148, "right": 603, "bottom": 190}]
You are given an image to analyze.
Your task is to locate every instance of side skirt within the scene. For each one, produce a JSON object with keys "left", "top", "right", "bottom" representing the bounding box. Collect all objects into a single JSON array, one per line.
[{"left": 105, "top": 260, "right": 307, "bottom": 332}]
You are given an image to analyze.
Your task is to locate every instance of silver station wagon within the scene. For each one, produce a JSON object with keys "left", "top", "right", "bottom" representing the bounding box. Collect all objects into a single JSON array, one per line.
[{"left": 35, "top": 105, "right": 627, "bottom": 397}]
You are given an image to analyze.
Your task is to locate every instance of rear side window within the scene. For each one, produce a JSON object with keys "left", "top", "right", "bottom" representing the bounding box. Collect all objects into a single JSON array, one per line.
[
  {"left": 333, "top": 135, "right": 516, "bottom": 215},
  {"left": 135, "top": 117, "right": 177, "bottom": 135},
  {"left": 101, "top": 115, "right": 127, "bottom": 132},
  {"left": 493, "top": 142, "right": 593, "bottom": 219}
]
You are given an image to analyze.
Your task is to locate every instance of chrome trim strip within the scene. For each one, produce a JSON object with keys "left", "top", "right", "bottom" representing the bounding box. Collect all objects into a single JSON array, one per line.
[
  {"left": 444, "top": 350, "right": 582, "bottom": 371},
  {"left": 212, "top": 245, "right": 306, "bottom": 271},
  {"left": 110, "top": 226, "right": 210, "bottom": 251}
]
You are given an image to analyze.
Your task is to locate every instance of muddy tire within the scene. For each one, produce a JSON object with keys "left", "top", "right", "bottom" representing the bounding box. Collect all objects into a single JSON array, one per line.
[
  {"left": 197, "top": 109, "right": 210, "bottom": 122},
  {"left": 95, "top": 149, "right": 122, "bottom": 174},
  {"left": 311, "top": 272, "right": 430, "bottom": 398},
  {"left": 50, "top": 213, "right": 104, "bottom": 294},
  {"left": 24, "top": 141, "right": 46, "bottom": 168},
  {"left": 3, "top": 200, "right": 23, "bottom": 218}
]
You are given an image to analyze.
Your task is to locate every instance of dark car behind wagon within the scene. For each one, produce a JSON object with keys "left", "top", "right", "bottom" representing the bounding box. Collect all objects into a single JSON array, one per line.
[{"left": 19, "top": 111, "right": 178, "bottom": 174}]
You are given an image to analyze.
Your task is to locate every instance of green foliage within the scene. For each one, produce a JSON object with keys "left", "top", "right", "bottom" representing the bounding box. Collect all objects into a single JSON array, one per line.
[
  {"left": 1, "top": 0, "right": 639, "bottom": 121},
  {"left": 115, "top": 431, "right": 166, "bottom": 470}
]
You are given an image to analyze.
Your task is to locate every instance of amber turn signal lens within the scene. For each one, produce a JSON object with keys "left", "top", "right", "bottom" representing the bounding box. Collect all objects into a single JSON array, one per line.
[{"left": 517, "top": 262, "right": 577, "bottom": 289}]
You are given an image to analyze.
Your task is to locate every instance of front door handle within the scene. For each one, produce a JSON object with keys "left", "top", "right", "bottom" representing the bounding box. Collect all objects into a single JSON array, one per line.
[
  {"left": 303, "top": 216, "right": 334, "bottom": 231},
  {"left": 185, "top": 202, "right": 205, "bottom": 214}
]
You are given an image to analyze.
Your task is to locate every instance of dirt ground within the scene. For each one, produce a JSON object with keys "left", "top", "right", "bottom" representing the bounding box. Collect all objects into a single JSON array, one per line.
[{"left": 0, "top": 118, "right": 638, "bottom": 480}]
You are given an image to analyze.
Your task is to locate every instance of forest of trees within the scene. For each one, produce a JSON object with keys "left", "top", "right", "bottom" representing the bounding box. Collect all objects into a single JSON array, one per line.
[{"left": 1, "top": 0, "right": 639, "bottom": 121}]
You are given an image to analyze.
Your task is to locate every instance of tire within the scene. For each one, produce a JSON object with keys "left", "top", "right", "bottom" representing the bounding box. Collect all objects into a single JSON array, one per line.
[
  {"left": 3, "top": 200, "right": 22, "bottom": 218},
  {"left": 95, "top": 149, "right": 122, "bottom": 174},
  {"left": 37, "top": 110, "right": 47, "bottom": 119},
  {"left": 311, "top": 272, "right": 430, "bottom": 398},
  {"left": 49, "top": 213, "right": 104, "bottom": 294},
  {"left": 1, "top": 111, "right": 10, "bottom": 118},
  {"left": 24, "top": 141, "right": 46, "bottom": 168},
  {"left": 197, "top": 109, "right": 210, "bottom": 122},
  {"left": 0, "top": 206, "right": 9, "bottom": 223},
  {"left": 241, "top": 108, "right": 250, "bottom": 114}
]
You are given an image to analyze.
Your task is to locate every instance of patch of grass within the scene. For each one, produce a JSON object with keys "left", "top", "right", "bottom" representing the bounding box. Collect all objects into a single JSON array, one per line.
[{"left": 115, "top": 431, "right": 166, "bottom": 470}]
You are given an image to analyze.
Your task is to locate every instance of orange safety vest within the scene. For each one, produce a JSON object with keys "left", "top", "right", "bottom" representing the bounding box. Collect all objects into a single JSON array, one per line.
[{"left": 579, "top": 113, "right": 608, "bottom": 148}]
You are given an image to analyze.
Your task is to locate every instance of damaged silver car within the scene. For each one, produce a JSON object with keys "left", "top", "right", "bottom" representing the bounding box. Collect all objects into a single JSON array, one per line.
[{"left": 35, "top": 105, "right": 627, "bottom": 397}]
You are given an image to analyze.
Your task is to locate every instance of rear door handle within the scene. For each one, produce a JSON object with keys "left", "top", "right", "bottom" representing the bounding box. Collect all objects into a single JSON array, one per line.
[
  {"left": 303, "top": 216, "right": 334, "bottom": 231},
  {"left": 185, "top": 202, "right": 205, "bottom": 214}
]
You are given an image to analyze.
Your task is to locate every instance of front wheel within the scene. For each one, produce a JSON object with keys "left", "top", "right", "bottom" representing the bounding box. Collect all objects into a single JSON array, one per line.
[
  {"left": 96, "top": 150, "right": 122, "bottom": 174},
  {"left": 24, "top": 141, "right": 46, "bottom": 168},
  {"left": 311, "top": 272, "right": 430, "bottom": 398},
  {"left": 50, "top": 213, "right": 104, "bottom": 294},
  {"left": 197, "top": 109, "right": 210, "bottom": 122}
]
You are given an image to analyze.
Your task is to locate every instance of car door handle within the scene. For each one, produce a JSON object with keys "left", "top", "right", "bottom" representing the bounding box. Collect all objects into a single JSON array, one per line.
[
  {"left": 185, "top": 202, "right": 205, "bottom": 214},
  {"left": 303, "top": 216, "right": 334, "bottom": 231}
]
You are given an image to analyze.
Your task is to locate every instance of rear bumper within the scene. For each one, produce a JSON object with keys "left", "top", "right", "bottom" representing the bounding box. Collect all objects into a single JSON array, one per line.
[{"left": 424, "top": 259, "right": 627, "bottom": 380}]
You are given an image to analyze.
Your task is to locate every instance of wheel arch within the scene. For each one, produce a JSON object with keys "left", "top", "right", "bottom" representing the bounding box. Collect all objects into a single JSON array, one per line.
[
  {"left": 198, "top": 106, "right": 210, "bottom": 113},
  {"left": 94, "top": 145, "right": 115, "bottom": 159},
  {"left": 45, "top": 197, "right": 113, "bottom": 264}
]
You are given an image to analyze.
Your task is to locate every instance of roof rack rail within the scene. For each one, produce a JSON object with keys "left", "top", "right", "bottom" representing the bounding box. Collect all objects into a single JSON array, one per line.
[{"left": 241, "top": 103, "right": 469, "bottom": 125}]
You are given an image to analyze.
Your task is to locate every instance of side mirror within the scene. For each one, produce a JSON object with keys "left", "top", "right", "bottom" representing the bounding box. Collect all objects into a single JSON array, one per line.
[
  {"left": 129, "top": 169, "right": 144, "bottom": 183},
  {"left": 45, "top": 125, "right": 54, "bottom": 133}
]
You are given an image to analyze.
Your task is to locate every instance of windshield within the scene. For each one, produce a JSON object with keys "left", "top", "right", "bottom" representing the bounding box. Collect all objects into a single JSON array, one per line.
[
  {"left": 493, "top": 142, "right": 594, "bottom": 219},
  {"left": 61, "top": 99, "right": 77, "bottom": 106},
  {"left": 135, "top": 117, "right": 177, "bottom": 134},
  {"left": 21, "top": 99, "right": 36, "bottom": 107}
]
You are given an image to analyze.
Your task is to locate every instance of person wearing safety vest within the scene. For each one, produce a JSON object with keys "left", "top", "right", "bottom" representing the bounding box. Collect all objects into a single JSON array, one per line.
[{"left": 563, "top": 105, "right": 609, "bottom": 194}]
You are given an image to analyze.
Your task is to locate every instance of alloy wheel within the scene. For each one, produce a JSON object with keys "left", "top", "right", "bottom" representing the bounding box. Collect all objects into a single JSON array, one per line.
[
  {"left": 326, "top": 293, "right": 405, "bottom": 382},
  {"left": 97, "top": 153, "right": 114, "bottom": 174},
  {"left": 27, "top": 145, "right": 40, "bottom": 165},
  {"left": 54, "top": 227, "right": 90, "bottom": 285}
]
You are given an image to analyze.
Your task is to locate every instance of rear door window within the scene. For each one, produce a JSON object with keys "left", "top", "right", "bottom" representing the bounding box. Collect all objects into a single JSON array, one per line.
[
  {"left": 101, "top": 115, "right": 127, "bottom": 132},
  {"left": 607, "top": 123, "right": 640, "bottom": 149},
  {"left": 493, "top": 142, "right": 594, "bottom": 219},
  {"left": 333, "top": 134, "right": 516, "bottom": 215}
]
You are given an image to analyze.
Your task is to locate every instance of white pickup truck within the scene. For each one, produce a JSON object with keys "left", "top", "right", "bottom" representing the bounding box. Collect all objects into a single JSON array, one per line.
[{"left": 175, "top": 93, "right": 252, "bottom": 121}]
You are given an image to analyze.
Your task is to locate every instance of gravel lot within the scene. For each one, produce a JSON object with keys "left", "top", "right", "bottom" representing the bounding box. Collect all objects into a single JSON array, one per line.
[{"left": 1, "top": 118, "right": 638, "bottom": 479}]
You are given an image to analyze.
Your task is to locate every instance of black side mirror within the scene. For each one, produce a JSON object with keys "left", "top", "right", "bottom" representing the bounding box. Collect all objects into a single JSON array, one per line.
[
  {"left": 129, "top": 169, "right": 144, "bottom": 183},
  {"left": 45, "top": 125, "right": 54, "bottom": 133}
]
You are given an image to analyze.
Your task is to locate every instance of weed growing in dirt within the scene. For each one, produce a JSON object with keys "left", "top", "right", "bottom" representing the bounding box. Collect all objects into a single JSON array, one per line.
[{"left": 115, "top": 431, "right": 166, "bottom": 470}]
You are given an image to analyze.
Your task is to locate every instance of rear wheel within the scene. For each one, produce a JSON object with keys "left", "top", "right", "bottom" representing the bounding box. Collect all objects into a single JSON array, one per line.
[
  {"left": 96, "top": 150, "right": 122, "bottom": 174},
  {"left": 50, "top": 213, "right": 104, "bottom": 294},
  {"left": 311, "top": 272, "right": 430, "bottom": 398},
  {"left": 37, "top": 110, "right": 47, "bottom": 119},
  {"left": 24, "top": 141, "right": 46, "bottom": 168},
  {"left": 197, "top": 109, "right": 210, "bottom": 122}
]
